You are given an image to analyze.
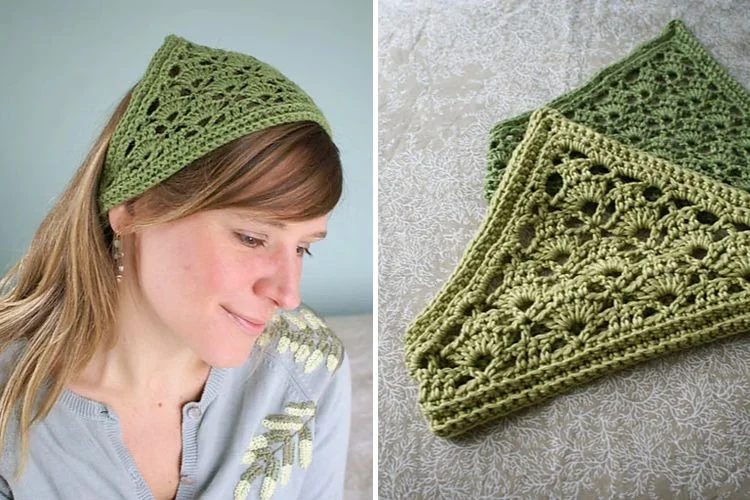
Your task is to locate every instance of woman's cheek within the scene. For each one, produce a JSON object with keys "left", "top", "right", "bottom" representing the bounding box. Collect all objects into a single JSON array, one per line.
[{"left": 211, "top": 252, "right": 254, "bottom": 293}]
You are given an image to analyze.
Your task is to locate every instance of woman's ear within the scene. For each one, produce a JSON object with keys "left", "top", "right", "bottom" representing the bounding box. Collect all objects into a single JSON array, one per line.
[{"left": 107, "top": 202, "right": 134, "bottom": 233}]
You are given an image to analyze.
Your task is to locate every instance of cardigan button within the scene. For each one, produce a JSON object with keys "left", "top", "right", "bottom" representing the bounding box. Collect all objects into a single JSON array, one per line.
[
  {"left": 180, "top": 475, "right": 194, "bottom": 485},
  {"left": 187, "top": 405, "right": 202, "bottom": 420}
]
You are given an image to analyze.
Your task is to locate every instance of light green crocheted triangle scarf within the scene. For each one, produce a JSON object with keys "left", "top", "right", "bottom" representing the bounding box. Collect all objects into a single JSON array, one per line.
[
  {"left": 407, "top": 107, "right": 750, "bottom": 438},
  {"left": 485, "top": 19, "right": 750, "bottom": 202}
]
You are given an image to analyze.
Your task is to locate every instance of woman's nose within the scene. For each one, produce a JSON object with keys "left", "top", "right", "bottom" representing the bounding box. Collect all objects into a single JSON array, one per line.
[{"left": 256, "top": 249, "right": 302, "bottom": 310}]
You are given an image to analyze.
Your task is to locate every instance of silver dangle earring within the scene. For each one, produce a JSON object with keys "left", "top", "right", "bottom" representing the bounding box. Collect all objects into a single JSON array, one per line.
[{"left": 113, "top": 233, "right": 124, "bottom": 283}]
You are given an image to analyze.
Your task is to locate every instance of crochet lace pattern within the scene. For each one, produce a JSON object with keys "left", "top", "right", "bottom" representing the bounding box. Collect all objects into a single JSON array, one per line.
[
  {"left": 406, "top": 108, "right": 750, "bottom": 438},
  {"left": 485, "top": 20, "right": 750, "bottom": 202},
  {"left": 99, "top": 34, "right": 330, "bottom": 215}
]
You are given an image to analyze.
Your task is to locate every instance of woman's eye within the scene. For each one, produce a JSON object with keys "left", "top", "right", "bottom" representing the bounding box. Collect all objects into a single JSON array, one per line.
[
  {"left": 297, "top": 246, "right": 312, "bottom": 258},
  {"left": 237, "top": 233, "right": 265, "bottom": 248}
]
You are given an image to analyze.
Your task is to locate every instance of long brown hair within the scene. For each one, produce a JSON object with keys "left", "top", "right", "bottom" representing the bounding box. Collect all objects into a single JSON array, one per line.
[{"left": 0, "top": 86, "right": 342, "bottom": 477}]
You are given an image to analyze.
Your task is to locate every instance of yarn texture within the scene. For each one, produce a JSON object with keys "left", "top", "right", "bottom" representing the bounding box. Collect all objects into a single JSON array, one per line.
[
  {"left": 406, "top": 108, "right": 750, "bottom": 438},
  {"left": 485, "top": 20, "right": 750, "bottom": 202},
  {"left": 99, "top": 34, "right": 331, "bottom": 215}
]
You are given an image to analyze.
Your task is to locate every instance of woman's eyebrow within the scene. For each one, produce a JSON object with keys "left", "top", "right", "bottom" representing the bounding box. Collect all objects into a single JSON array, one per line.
[
  {"left": 232, "top": 212, "right": 327, "bottom": 239},
  {"left": 307, "top": 230, "right": 328, "bottom": 240}
]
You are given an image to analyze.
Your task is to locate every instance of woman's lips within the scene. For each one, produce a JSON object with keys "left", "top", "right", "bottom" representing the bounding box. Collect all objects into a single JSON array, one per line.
[{"left": 223, "top": 307, "right": 266, "bottom": 335}]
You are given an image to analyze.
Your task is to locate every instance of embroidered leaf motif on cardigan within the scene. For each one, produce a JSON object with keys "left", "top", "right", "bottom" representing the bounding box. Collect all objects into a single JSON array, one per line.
[
  {"left": 233, "top": 401, "right": 316, "bottom": 500},
  {"left": 258, "top": 305, "right": 344, "bottom": 373}
]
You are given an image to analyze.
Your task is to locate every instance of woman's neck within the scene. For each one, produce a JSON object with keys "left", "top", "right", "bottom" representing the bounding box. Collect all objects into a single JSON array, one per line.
[{"left": 69, "top": 285, "right": 211, "bottom": 407}]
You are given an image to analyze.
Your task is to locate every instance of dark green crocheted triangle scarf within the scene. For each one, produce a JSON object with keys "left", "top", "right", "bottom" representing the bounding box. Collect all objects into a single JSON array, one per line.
[
  {"left": 485, "top": 19, "right": 750, "bottom": 202},
  {"left": 407, "top": 108, "right": 750, "bottom": 438}
]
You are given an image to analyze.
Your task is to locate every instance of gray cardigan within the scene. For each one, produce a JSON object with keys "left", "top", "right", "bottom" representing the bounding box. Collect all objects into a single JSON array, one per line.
[{"left": 0, "top": 305, "right": 351, "bottom": 499}]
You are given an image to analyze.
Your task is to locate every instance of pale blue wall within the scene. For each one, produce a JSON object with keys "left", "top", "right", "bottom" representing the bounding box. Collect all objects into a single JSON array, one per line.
[{"left": 0, "top": 0, "right": 372, "bottom": 315}]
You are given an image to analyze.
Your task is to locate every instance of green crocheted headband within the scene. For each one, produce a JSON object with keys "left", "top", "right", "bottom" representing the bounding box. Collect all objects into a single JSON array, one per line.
[
  {"left": 98, "top": 34, "right": 331, "bottom": 216},
  {"left": 485, "top": 19, "right": 750, "bottom": 201},
  {"left": 407, "top": 108, "right": 750, "bottom": 438}
]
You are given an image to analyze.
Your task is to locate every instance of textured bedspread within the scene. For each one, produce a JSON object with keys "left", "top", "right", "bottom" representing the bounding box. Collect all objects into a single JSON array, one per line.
[{"left": 378, "top": 1, "right": 750, "bottom": 497}]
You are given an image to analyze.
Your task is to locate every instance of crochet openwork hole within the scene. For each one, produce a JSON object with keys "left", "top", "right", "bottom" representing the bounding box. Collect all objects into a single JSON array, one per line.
[
  {"left": 601, "top": 200, "right": 617, "bottom": 222},
  {"left": 643, "top": 186, "right": 663, "bottom": 202},
  {"left": 530, "top": 324, "right": 549, "bottom": 337},
  {"left": 592, "top": 90, "right": 610, "bottom": 104},
  {"left": 657, "top": 293, "right": 677, "bottom": 306},
  {"left": 485, "top": 273, "right": 504, "bottom": 293},
  {"left": 589, "top": 163, "right": 610, "bottom": 175},
  {"left": 696, "top": 210, "right": 719, "bottom": 225},
  {"left": 728, "top": 283, "right": 743, "bottom": 294},
  {"left": 690, "top": 246, "right": 708, "bottom": 260},
  {"left": 580, "top": 201, "right": 598, "bottom": 216},
  {"left": 633, "top": 227, "right": 651, "bottom": 242},
  {"left": 514, "top": 296, "right": 535, "bottom": 311},
  {"left": 601, "top": 266, "right": 622, "bottom": 278},
  {"left": 569, "top": 150, "right": 588, "bottom": 161},
  {"left": 537, "top": 266, "right": 554, "bottom": 277},
  {"left": 518, "top": 224, "right": 536, "bottom": 248},
  {"left": 565, "top": 216, "right": 584, "bottom": 229},
  {"left": 146, "top": 98, "right": 160, "bottom": 115},
  {"left": 624, "top": 67, "right": 640, "bottom": 82},
  {"left": 643, "top": 306, "right": 658, "bottom": 318},
  {"left": 124, "top": 140, "right": 135, "bottom": 157},
  {"left": 567, "top": 321, "right": 585, "bottom": 335},
  {"left": 472, "top": 353, "right": 493, "bottom": 371},
  {"left": 442, "top": 324, "right": 462, "bottom": 345},
  {"left": 713, "top": 228, "right": 729, "bottom": 241},
  {"left": 548, "top": 337, "right": 567, "bottom": 354},
  {"left": 453, "top": 374, "right": 473, "bottom": 389},
  {"left": 673, "top": 198, "right": 695, "bottom": 209},
  {"left": 552, "top": 250, "right": 571, "bottom": 266},
  {"left": 618, "top": 174, "right": 641, "bottom": 184},
  {"left": 545, "top": 172, "right": 564, "bottom": 197}
]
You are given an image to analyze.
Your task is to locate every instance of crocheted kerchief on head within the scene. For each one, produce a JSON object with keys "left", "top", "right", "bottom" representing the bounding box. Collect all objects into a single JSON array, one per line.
[
  {"left": 98, "top": 34, "right": 331, "bottom": 215},
  {"left": 406, "top": 108, "right": 750, "bottom": 438},
  {"left": 485, "top": 19, "right": 750, "bottom": 202}
]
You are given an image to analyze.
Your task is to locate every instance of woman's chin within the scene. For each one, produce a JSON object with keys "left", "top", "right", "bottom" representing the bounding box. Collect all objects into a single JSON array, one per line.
[{"left": 201, "top": 343, "right": 256, "bottom": 368}]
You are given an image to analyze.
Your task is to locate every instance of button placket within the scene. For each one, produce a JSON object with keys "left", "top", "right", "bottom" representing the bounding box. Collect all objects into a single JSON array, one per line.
[{"left": 175, "top": 403, "right": 202, "bottom": 499}]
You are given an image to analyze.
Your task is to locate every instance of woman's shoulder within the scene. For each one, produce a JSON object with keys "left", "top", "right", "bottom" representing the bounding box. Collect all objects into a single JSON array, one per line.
[
  {"left": 0, "top": 339, "right": 27, "bottom": 387},
  {"left": 0, "top": 339, "right": 27, "bottom": 479}
]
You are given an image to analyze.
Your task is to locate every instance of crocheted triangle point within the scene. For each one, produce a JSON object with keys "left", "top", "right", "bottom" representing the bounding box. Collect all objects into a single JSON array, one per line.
[
  {"left": 485, "top": 19, "right": 750, "bottom": 202},
  {"left": 98, "top": 34, "right": 331, "bottom": 216},
  {"left": 407, "top": 107, "right": 750, "bottom": 438}
]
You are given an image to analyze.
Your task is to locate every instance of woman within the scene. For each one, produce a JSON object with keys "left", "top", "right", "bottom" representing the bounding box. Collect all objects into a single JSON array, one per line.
[{"left": 0, "top": 34, "right": 350, "bottom": 499}]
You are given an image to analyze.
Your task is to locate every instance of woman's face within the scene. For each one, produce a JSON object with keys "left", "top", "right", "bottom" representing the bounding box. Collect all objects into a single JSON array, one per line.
[{"left": 123, "top": 208, "right": 329, "bottom": 367}]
